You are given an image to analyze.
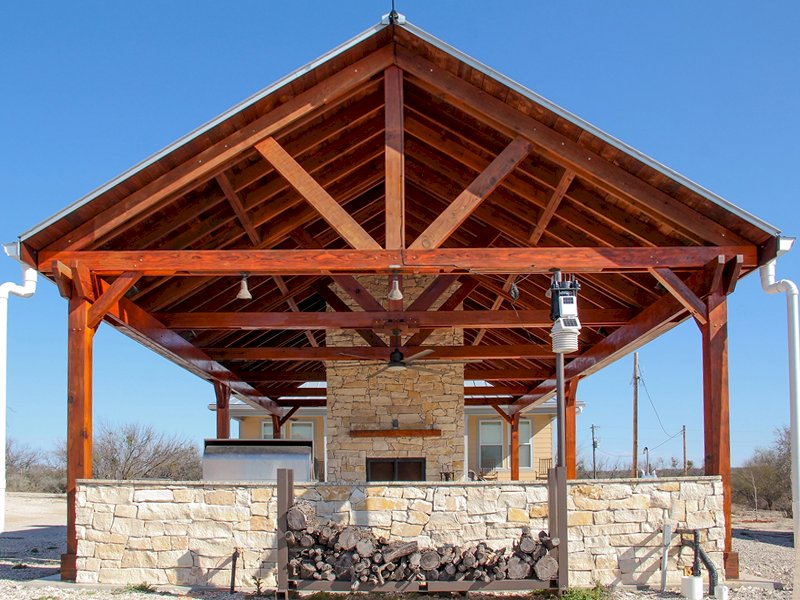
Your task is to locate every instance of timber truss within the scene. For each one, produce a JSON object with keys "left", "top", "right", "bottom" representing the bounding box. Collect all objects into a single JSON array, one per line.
[
  {"left": 19, "top": 20, "right": 781, "bottom": 579},
  {"left": 23, "top": 23, "right": 777, "bottom": 419}
]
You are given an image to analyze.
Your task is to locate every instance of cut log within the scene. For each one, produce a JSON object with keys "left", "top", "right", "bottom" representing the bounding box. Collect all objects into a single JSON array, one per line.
[
  {"left": 299, "top": 560, "right": 317, "bottom": 579},
  {"left": 333, "top": 552, "right": 355, "bottom": 580},
  {"left": 382, "top": 540, "right": 418, "bottom": 563},
  {"left": 419, "top": 550, "right": 441, "bottom": 571},
  {"left": 286, "top": 507, "right": 307, "bottom": 531},
  {"left": 534, "top": 555, "right": 559, "bottom": 581},
  {"left": 355, "top": 538, "right": 376, "bottom": 558},
  {"left": 506, "top": 556, "right": 531, "bottom": 579},
  {"left": 337, "top": 527, "right": 361, "bottom": 551},
  {"left": 519, "top": 536, "right": 537, "bottom": 554},
  {"left": 299, "top": 534, "right": 314, "bottom": 548}
]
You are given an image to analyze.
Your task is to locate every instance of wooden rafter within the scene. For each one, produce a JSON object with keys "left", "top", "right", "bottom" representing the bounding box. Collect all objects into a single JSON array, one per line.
[
  {"left": 252, "top": 385, "right": 529, "bottom": 398},
  {"left": 232, "top": 367, "right": 550, "bottom": 383},
  {"left": 409, "top": 137, "right": 531, "bottom": 250},
  {"left": 405, "top": 278, "right": 479, "bottom": 347},
  {"left": 649, "top": 267, "right": 708, "bottom": 325},
  {"left": 384, "top": 65, "right": 405, "bottom": 250},
  {"left": 315, "top": 283, "right": 386, "bottom": 347},
  {"left": 256, "top": 137, "right": 381, "bottom": 250},
  {"left": 396, "top": 48, "right": 748, "bottom": 246},
  {"left": 473, "top": 274, "right": 516, "bottom": 346},
  {"left": 205, "top": 344, "right": 553, "bottom": 361},
  {"left": 90, "top": 279, "right": 282, "bottom": 415},
  {"left": 529, "top": 169, "right": 576, "bottom": 245},
  {"left": 490, "top": 404, "right": 513, "bottom": 424},
  {"left": 215, "top": 173, "right": 261, "bottom": 246},
  {"left": 39, "top": 246, "right": 756, "bottom": 276},
  {"left": 279, "top": 406, "right": 300, "bottom": 426},
  {"left": 44, "top": 46, "right": 394, "bottom": 253},
  {"left": 273, "top": 275, "right": 317, "bottom": 347},
  {"left": 155, "top": 308, "right": 636, "bottom": 330},
  {"left": 87, "top": 272, "right": 142, "bottom": 330}
]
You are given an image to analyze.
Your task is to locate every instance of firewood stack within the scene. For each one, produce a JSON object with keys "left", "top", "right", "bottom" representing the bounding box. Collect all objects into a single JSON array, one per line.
[{"left": 285, "top": 504, "right": 559, "bottom": 588}]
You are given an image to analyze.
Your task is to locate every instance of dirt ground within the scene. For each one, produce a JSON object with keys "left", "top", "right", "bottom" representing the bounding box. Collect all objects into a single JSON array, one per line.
[{"left": 0, "top": 493, "right": 792, "bottom": 598}]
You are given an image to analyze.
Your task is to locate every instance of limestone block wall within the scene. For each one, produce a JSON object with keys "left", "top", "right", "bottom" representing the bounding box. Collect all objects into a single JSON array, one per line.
[
  {"left": 326, "top": 275, "right": 464, "bottom": 482},
  {"left": 75, "top": 476, "right": 724, "bottom": 589}
]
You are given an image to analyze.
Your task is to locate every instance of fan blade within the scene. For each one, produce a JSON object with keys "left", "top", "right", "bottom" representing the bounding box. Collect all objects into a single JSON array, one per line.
[
  {"left": 338, "top": 352, "right": 379, "bottom": 360},
  {"left": 369, "top": 365, "right": 391, "bottom": 378},
  {"left": 404, "top": 349, "right": 435, "bottom": 364},
  {"left": 425, "top": 359, "right": 485, "bottom": 364},
  {"left": 409, "top": 365, "right": 439, "bottom": 374}
]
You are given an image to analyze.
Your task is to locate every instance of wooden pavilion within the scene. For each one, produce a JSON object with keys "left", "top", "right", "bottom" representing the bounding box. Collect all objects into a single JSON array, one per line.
[{"left": 16, "top": 17, "right": 783, "bottom": 580}]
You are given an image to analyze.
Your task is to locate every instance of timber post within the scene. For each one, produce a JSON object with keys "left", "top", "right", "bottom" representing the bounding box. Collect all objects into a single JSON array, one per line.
[
  {"left": 213, "top": 381, "right": 231, "bottom": 439},
  {"left": 565, "top": 379, "right": 578, "bottom": 479},
  {"left": 510, "top": 413, "right": 520, "bottom": 480},
  {"left": 699, "top": 289, "right": 737, "bottom": 578},
  {"left": 62, "top": 293, "right": 95, "bottom": 581}
]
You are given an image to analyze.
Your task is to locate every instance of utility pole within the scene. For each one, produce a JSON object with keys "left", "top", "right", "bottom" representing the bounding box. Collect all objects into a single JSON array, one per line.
[
  {"left": 682, "top": 425, "right": 687, "bottom": 475},
  {"left": 632, "top": 352, "right": 639, "bottom": 478},
  {"left": 590, "top": 424, "right": 599, "bottom": 479}
]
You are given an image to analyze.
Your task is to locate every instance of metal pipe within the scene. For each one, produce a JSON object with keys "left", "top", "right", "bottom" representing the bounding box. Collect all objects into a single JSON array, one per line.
[
  {"left": 697, "top": 541, "right": 719, "bottom": 595},
  {"left": 230, "top": 548, "right": 240, "bottom": 593},
  {"left": 759, "top": 247, "right": 799, "bottom": 595},
  {"left": 556, "top": 353, "right": 566, "bottom": 468},
  {"left": 679, "top": 531, "right": 719, "bottom": 596},
  {"left": 0, "top": 242, "right": 38, "bottom": 534}
]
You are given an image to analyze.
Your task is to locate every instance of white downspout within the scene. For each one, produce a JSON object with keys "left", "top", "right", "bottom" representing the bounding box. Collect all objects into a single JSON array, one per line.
[
  {"left": 0, "top": 243, "right": 38, "bottom": 533},
  {"left": 759, "top": 244, "right": 799, "bottom": 596}
]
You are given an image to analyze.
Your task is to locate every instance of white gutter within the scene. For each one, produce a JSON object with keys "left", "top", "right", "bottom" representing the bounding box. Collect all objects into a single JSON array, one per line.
[
  {"left": 0, "top": 242, "right": 38, "bottom": 533},
  {"left": 758, "top": 237, "right": 798, "bottom": 596}
]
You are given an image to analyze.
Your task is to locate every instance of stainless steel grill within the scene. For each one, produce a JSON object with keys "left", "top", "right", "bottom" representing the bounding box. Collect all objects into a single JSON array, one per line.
[{"left": 202, "top": 439, "right": 314, "bottom": 482}]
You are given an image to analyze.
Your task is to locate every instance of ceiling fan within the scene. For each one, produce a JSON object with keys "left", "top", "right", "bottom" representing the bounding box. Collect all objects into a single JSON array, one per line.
[{"left": 338, "top": 347, "right": 482, "bottom": 377}]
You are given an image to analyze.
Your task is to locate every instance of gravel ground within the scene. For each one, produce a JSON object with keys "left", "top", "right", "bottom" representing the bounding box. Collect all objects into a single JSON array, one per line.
[{"left": 0, "top": 495, "right": 792, "bottom": 599}]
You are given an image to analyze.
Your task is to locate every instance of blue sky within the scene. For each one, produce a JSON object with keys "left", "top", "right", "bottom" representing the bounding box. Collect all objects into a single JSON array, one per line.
[{"left": 1, "top": 1, "right": 798, "bottom": 467}]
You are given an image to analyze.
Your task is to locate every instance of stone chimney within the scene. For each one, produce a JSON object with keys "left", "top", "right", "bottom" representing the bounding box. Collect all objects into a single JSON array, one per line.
[{"left": 325, "top": 276, "right": 464, "bottom": 482}]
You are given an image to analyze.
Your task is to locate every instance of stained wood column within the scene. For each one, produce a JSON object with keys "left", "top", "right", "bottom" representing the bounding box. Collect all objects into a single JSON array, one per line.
[
  {"left": 565, "top": 379, "right": 579, "bottom": 479},
  {"left": 213, "top": 381, "right": 230, "bottom": 439},
  {"left": 510, "top": 413, "right": 520, "bottom": 480},
  {"left": 62, "top": 295, "right": 94, "bottom": 581},
  {"left": 272, "top": 414, "right": 282, "bottom": 439},
  {"left": 699, "top": 290, "right": 737, "bottom": 578}
]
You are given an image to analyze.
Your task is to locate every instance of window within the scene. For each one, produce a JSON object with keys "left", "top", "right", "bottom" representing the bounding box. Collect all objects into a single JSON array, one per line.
[
  {"left": 479, "top": 420, "right": 503, "bottom": 470},
  {"left": 519, "top": 419, "right": 533, "bottom": 469},
  {"left": 261, "top": 420, "right": 273, "bottom": 439},
  {"left": 290, "top": 421, "right": 314, "bottom": 441}
]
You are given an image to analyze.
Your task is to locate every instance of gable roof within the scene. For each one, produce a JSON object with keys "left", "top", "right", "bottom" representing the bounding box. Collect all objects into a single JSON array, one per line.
[{"left": 18, "top": 18, "right": 783, "bottom": 414}]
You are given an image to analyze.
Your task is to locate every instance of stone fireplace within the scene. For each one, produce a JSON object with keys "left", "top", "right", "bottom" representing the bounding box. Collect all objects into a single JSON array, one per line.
[{"left": 325, "top": 276, "right": 465, "bottom": 482}]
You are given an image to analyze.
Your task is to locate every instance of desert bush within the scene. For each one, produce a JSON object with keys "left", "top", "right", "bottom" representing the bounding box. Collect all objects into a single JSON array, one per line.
[
  {"left": 7, "top": 422, "right": 201, "bottom": 490},
  {"left": 91, "top": 422, "right": 201, "bottom": 480},
  {"left": 732, "top": 426, "right": 791, "bottom": 515},
  {"left": 6, "top": 439, "right": 65, "bottom": 492}
]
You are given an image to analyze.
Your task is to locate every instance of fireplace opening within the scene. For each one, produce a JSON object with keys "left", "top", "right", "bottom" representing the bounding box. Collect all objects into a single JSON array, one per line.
[{"left": 366, "top": 457, "right": 425, "bottom": 482}]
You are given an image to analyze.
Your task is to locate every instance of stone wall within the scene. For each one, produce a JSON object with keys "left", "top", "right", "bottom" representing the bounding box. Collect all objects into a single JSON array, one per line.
[
  {"left": 74, "top": 476, "right": 724, "bottom": 588},
  {"left": 325, "top": 275, "right": 464, "bottom": 482}
]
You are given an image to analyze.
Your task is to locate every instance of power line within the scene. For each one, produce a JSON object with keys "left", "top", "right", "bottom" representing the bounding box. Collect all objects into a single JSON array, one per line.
[
  {"left": 637, "top": 363, "right": 678, "bottom": 438},
  {"left": 648, "top": 428, "right": 683, "bottom": 452}
]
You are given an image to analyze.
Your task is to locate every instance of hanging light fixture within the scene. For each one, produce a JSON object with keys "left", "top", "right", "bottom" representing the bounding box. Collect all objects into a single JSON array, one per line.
[
  {"left": 236, "top": 273, "right": 252, "bottom": 300},
  {"left": 388, "top": 272, "right": 403, "bottom": 301}
]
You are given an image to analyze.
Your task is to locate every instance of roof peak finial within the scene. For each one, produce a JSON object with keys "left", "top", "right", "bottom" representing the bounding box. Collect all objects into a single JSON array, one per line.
[{"left": 381, "top": 0, "right": 406, "bottom": 25}]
